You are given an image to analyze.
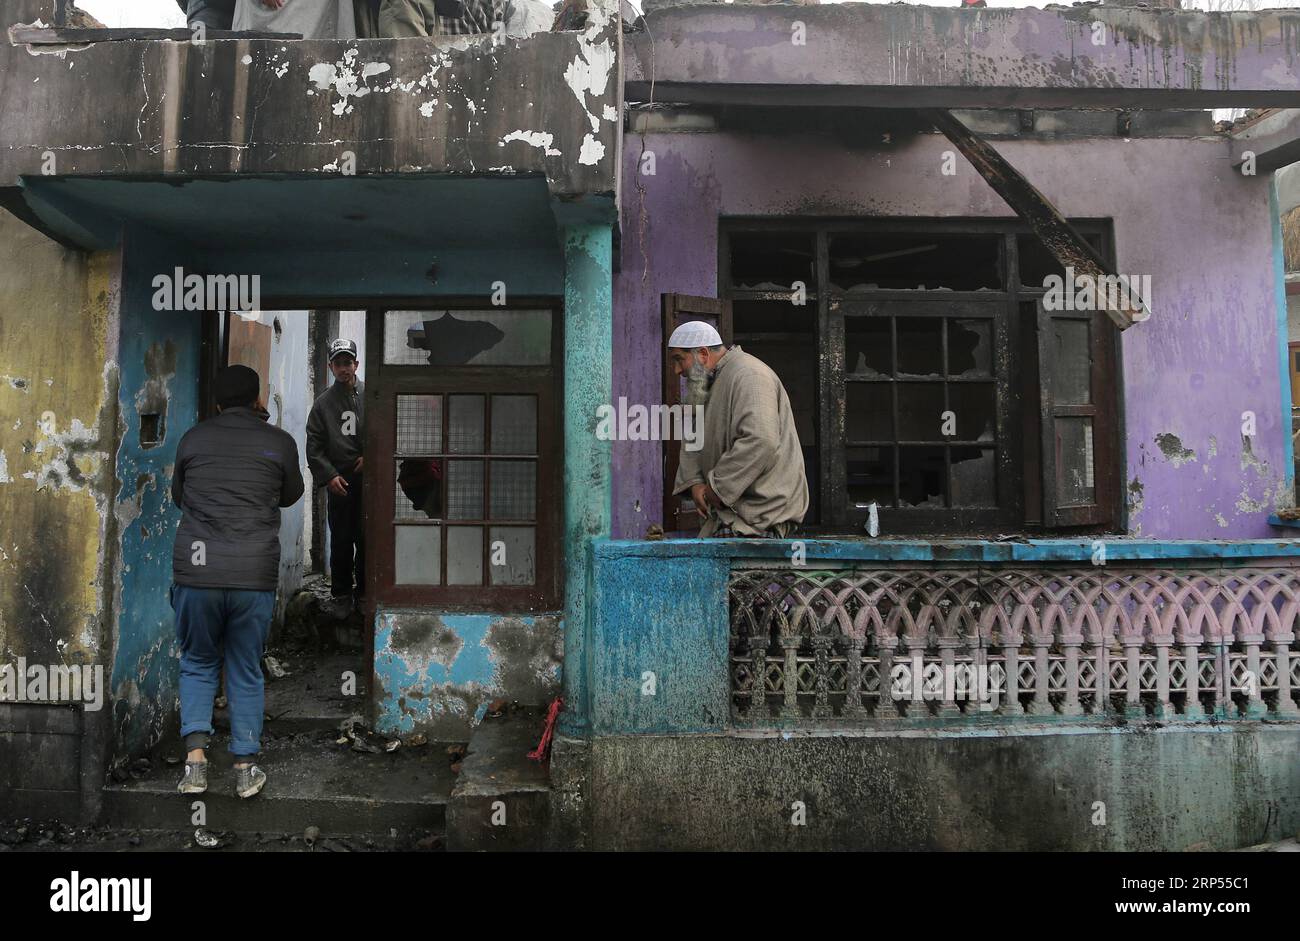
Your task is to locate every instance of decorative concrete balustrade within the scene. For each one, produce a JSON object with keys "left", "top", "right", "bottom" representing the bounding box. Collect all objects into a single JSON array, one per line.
[
  {"left": 729, "top": 564, "right": 1300, "bottom": 724},
  {"left": 577, "top": 540, "right": 1300, "bottom": 737}
]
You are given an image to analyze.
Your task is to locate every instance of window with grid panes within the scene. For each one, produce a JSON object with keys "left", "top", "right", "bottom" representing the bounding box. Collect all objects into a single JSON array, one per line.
[
  {"left": 718, "top": 220, "right": 1122, "bottom": 535},
  {"left": 374, "top": 309, "right": 558, "bottom": 609}
]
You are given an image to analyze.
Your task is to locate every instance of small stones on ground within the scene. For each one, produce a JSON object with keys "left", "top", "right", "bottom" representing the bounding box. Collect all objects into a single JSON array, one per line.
[
  {"left": 304, "top": 825, "right": 321, "bottom": 847},
  {"left": 263, "top": 655, "right": 289, "bottom": 679},
  {"left": 385, "top": 739, "right": 401, "bottom": 753},
  {"left": 405, "top": 733, "right": 428, "bottom": 747},
  {"left": 195, "top": 828, "right": 220, "bottom": 849}
]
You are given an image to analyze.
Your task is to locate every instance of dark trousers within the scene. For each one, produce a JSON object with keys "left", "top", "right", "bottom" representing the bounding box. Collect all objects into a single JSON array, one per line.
[
  {"left": 328, "top": 471, "right": 365, "bottom": 597},
  {"left": 185, "top": 0, "right": 235, "bottom": 29},
  {"left": 172, "top": 584, "right": 274, "bottom": 757}
]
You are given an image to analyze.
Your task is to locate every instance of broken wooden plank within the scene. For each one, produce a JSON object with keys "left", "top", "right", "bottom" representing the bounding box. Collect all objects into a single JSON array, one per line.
[
  {"left": 923, "top": 108, "right": 1149, "bottom": 330},
  {"left": 10, "top": 27, "right": 302, "bottom": 44}
]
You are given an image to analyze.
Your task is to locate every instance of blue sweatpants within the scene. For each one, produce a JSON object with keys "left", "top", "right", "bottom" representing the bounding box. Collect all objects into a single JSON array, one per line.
[{"left": 172, "top": 584, "right": 275, "bottom": 757}]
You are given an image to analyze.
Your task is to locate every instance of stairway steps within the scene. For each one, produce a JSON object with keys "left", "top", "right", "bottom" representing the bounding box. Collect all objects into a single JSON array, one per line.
[
  {"left": 447, "top": 712, "right": 551, "bottom": 851},
  {"left": 103, "top": 731, "right": 457, "bottom": 838}
]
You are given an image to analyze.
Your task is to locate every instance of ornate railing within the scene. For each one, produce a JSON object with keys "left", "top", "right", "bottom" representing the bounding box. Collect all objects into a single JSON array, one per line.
[{"left": 728, "top": 564, "right": 1300, "bottom": 724}]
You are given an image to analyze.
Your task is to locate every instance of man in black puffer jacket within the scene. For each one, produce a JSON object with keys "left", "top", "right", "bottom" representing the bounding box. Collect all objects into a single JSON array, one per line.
[{"left": 170, "top": 364, "right": 304, "bottom": 799}]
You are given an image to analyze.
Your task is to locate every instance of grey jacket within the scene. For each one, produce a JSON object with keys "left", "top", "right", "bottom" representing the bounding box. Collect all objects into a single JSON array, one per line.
[
  {"left": 306, "top": 380, "right": 364, "bottom": 486},
  {"left": 171, "top": 406, "right": 305, "bottom": 591},
  {"left": 673, "top": 347, "right": 808, "bottom": 537}
]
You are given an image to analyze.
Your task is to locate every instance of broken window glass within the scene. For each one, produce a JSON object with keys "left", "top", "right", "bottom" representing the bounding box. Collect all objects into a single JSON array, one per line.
[{"left": 384, "top": 310, "right": 551, "bottom": 366}]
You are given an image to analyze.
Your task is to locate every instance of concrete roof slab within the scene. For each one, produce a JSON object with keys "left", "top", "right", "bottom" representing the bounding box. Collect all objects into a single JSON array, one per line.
[{"left": 625, "top": 3, "right": 1300, "bottom": 109}]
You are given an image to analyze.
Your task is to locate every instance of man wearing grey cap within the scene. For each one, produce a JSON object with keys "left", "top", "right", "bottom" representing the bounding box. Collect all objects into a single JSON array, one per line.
[
  {"left": 307, "top": 339, "right": 366, "bottom": 615},
  {"left": 667, "top": 321, "right": 808, "bottom": 538}
]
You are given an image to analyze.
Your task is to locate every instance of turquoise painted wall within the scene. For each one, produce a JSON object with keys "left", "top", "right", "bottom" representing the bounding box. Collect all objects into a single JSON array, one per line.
[
  {"left": 557, "top": 222, "right": 613, "bottom": 736},
  {"left": 373, "top": 608, "right": 562, "bottom": 740},
  {"left": 109, "top": 227, "right": 202, "bottom": 757}
]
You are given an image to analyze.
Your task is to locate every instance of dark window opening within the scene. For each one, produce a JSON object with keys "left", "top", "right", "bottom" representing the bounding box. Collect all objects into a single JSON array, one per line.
[
  {"left": 829, "top": 232, "right": 1003, "bottom": 292},
  {"left": 728, "top": 232, "right": 816, "bottom": 293},
  {"left": 720, "top": 220, "right": 1121, "bottom": 536}
]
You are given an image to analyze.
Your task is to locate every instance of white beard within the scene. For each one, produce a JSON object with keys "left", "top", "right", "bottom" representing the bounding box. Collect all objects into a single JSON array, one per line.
[{"left": 685, "top": 361, "right": 711, "bottom": 407}]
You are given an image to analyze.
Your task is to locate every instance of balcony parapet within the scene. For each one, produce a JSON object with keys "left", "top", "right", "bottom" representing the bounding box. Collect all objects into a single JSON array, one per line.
[
  {"left": 582, "top": 538, "right": 1300, "bottom": 736},
  {"left": 1, "top": 3, "right": 621, "bottom": 202},
  {"left": 731, "top": 561, "right": 1300, "bottom": 728}
]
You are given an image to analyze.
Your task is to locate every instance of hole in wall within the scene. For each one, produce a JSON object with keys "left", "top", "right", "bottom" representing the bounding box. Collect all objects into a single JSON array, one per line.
[{"left": 139, "top": 413, "right": 164, "bottom": 449}]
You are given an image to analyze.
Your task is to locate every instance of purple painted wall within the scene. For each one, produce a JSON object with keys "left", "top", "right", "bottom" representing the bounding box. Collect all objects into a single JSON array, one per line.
[
  {"left": 611, "top": 128, "right": 1288, "bottom": 540},
  {"left": 624, "top": 6, "right": 1300, "bottom": 108}
]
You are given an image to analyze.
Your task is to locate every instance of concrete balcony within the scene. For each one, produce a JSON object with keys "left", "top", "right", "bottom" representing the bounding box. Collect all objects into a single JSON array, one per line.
[{"left": 2, "top": 0, "right": 621, "bottom": 281}]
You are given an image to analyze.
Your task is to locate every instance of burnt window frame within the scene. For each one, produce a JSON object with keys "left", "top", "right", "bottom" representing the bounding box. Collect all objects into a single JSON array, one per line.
[
  {"left": 365, "top": 303, "right": 563, "bottom": 612},
  {"left": 718, "top": 218, "right": 1123, "bottom": 537}
]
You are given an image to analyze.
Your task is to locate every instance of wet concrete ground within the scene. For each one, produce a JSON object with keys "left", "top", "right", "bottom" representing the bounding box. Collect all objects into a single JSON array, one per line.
[{"left": 0, "top": 820, "right": 441, "bottom": 852}]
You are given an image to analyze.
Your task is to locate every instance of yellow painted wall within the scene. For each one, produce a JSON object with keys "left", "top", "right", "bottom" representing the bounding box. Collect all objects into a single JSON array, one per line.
[{"left": 0, "top": 208, "right": 119, "bottom": 667}]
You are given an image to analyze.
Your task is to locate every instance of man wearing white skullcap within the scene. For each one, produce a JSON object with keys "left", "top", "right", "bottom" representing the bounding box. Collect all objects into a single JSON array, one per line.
[{"left": 667, "top": 321, "right": 808, "bottom": 537}]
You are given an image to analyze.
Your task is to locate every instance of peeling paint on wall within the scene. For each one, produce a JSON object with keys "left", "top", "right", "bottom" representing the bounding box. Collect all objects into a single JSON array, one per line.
[
  {"left": 1154, "top": 432, "right": 1196, "bottom": 468},
  {"left": 501, "top": 128, "right": 562, "bottom": 156},
  {"left": 374, "top": 608, "right": 562, "bottom": 740},
  {"left": 563, "top": 3, "right": 617, "bottom": 167}
]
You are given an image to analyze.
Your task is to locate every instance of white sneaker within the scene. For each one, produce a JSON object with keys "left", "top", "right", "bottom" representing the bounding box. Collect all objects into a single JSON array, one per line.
[{"left": 234, "top": 763, "right": 267, "bottom": 799}]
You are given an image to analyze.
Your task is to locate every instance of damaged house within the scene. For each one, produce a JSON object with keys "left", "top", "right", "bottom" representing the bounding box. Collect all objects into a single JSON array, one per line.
[{"left": 2, "top": 0, "right": 1300, "bottom": 851}]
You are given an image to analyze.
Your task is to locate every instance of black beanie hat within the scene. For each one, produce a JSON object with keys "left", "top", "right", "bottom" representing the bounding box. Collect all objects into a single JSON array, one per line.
[{"left": 215, "top": 364, "right": 260, "bottom": 409}]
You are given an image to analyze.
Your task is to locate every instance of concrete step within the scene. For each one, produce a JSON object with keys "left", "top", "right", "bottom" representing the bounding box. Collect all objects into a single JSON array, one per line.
[
  {"left": 103, "top": 730, "right": 456, "bottom": 839},
  {"left": 446, "top": 711, "right": 551, "bottom": 851},
  {"left": 212, "top": 651, "right": 366, "bottom": 736}
]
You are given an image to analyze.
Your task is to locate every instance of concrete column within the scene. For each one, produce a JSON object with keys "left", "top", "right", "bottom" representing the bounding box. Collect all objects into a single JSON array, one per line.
[{"left": 558, "top": 223, "right": 612, "bottom": 737}]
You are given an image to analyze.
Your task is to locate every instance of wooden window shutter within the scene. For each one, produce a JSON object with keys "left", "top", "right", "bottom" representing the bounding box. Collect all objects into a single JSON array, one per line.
[
  {"left": 1035, "top": 298, "right": 1120, "bottom": 528},
  {"left": 661, "top": 293, "right": 734, "bottom": 533}
]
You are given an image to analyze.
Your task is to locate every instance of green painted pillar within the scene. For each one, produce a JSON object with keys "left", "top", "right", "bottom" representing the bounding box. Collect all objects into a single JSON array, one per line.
[{"left": 559, "top": 222, "right": 612, "bottom": 736}]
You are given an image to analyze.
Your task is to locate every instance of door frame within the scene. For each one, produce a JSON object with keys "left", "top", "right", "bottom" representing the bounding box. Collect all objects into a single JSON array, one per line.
[{"left": 363, "top": 303, "right": 565, "bottom": 616}]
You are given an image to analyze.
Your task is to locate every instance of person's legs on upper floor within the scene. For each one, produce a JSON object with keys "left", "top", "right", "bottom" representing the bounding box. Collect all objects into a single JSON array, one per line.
[
  {"left": 185, "top": 0, "right": 236, "bottom": 29},
  {"left": 378, "top": 0, "right": 440, "bottom": 36}
]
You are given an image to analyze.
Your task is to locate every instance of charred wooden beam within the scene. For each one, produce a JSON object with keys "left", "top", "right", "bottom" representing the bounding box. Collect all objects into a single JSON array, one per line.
[{"left": 924, "top": 108, "right": 1149, "bottom": 330}]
